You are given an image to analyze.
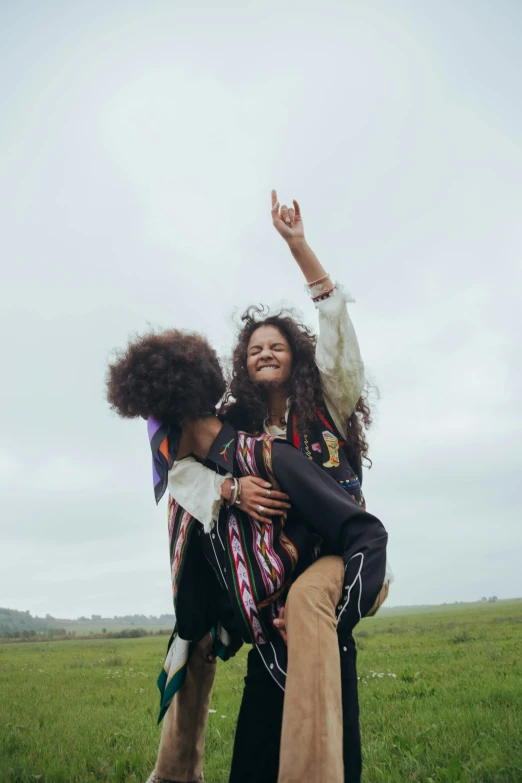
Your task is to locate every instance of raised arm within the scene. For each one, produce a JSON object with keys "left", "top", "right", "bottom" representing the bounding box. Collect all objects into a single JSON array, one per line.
[
  {"left": 271, "top": 190, "right": 365, "bottom": 435},
  {"left": 271, "top": 189, "right": 332, "bottom": 287}
]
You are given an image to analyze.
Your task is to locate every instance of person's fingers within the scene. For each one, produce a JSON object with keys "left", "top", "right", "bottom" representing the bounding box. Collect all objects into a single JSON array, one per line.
[
  {"left": 278, "top": 610, "right": 287, "bottom": 642},
  {"left": 248, "top": 477, "right": 273, "bottom": 489},
  {"left": 261, "top": 489, "right": 289, "bottom": 501},
  {"left": 247, "top": 482, "right": 289, "bottom": 500},
  {"left": 293, "top": 199, "right": 301, "bottom": 218},
  {"left": 248, "top": 506, "right": 284, "bottom": 517},
  {"left": 288, "top": 207, "right": 295, "bottom": 226},
  {"left": 250, "top": 491, "right": 290, "bottom": 507},
  {"left": 244, "top": 504, "right": 276, "bottom": 522},
  {"left": 198, "top": 631, "right": 216, "bottom": 663},
  {"left": 259, "top": 498, "right": 291, "bottom": 511},
  {"left": 271, "top": 189, "right": 278, "bottom": 208},
  {"left": 274, "top": 615, "right": 287, "bottom": 644},
  {"left": 199, "top": 631, "right": 213, "bottom": 645},
  {"left": 249, "top": 511, "right": 274, "bottom": 524},
  {"left": 280, "top": 204, "right": 290, "bottom": 225}
]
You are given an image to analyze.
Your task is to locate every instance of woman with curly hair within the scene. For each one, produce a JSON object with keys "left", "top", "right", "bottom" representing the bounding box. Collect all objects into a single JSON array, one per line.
[
  {"left": 173, "top": 190, "right": 370, "bottom": 528},
  {"left": 157, "top": 191, "right": 390, "bottom": 783}
]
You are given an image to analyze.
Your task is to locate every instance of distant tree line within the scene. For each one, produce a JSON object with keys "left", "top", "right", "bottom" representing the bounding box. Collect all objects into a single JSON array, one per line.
[
  {"left": 1, "top": 627, "right": 172, "bottom": 643},
  {"left": 0, "top": 607, "right": 175, "bottom": 636},
  {"left": 0, "top": 608, "right": 54, "bottom": 635},
  {"left": 75, "top": 613, "right": 176, "bottom": 626}
]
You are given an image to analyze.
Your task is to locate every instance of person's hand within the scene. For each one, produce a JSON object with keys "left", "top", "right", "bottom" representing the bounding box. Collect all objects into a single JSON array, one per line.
[
  {"left": 222, "top": 476, "right": 291, "bottom": 524},
  {"left": 271, "top": 189, "right": 305, "bottom": 244},
  {"left": 273, "top": 606, "right": 287, "bottom": 644},
  {"left": 239, "top": 476, "right": 291, "bottom": 523},
  {"left": 197, "top": 631, "right": 216, "bottom": 663}
]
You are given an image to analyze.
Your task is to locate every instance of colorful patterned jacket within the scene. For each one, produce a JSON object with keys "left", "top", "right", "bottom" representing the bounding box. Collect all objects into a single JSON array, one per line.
[{"left": 157, "top": 420, "right": 321, "bottom": 721}]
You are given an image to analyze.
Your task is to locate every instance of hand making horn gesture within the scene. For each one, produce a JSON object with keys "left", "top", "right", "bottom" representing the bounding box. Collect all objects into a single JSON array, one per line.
[{"left": 271, "top": 189, "right": 305, "bottom": 244}]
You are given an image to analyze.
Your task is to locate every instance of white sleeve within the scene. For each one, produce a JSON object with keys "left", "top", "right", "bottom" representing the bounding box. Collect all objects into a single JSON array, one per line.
[
  {"left": 313, "top": 285, "right": 365, "bottom": 436},
  {"left": 168, "top": 457, "right": 231, "bottom": 534}
]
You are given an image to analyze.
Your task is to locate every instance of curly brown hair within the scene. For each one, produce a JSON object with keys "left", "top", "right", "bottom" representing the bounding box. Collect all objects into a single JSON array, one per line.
[
  {"left": 222, "top": 306, "right": 374, "bottom": 470},
  {"left": 106, "top": 328, "right": 226, "bottom": 425}
]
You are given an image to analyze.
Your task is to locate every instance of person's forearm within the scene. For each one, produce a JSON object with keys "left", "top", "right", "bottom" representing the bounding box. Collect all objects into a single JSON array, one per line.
[{"left": 287, "top": 238, "right": 331, "bottom": 286}]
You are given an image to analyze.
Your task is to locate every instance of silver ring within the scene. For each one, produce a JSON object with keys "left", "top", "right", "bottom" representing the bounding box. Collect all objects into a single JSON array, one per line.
[
  {"left": 258, "top": 505, "right": 265, "bottom": 515},
  {"left": 265, "top": 488, "right": 272, "bottom": 498}
]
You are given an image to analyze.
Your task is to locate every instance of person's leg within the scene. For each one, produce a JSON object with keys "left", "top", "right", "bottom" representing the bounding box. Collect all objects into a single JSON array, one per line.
[
  {"left": 339, "top": 633, "right": 362, "bottom": 783},
  {"left": 148, "top": 637, "right": 217, "bottom": 783},
  {"left": 272, "top": 443, "right": 388, "bottom": 626},
  {"left": 229, "top": 647, "right": 285, "bottom": 783},
  {"left": 278, "top": 555, "right": 346, "bottom": 783}
]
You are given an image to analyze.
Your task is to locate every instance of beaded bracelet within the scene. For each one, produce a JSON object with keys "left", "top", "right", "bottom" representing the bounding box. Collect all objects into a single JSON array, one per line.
[{"left": 312, "top": 286, "right": 336, "bottom": 303}]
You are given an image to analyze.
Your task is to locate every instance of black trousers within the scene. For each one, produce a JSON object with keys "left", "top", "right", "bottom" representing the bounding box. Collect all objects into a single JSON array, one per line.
[
  {"left": 272, "top": 442, "right": 388, "bottom": 632},
  {"left": 229, "top": 637, "right": 361, "bottom": 783}
]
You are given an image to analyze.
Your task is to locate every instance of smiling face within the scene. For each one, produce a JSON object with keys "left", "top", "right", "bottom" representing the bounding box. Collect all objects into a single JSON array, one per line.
[{"left": 246, "top": 325, "right": 293, "bottom": 387}]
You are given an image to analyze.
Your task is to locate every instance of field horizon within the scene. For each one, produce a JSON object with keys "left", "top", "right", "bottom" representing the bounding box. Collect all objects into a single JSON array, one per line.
[
  {"left": 3, "top": 596, "right": 520, "bottom": 637},
  {"left": 1, "top": 599, "right": 521, "bottom": 782}
]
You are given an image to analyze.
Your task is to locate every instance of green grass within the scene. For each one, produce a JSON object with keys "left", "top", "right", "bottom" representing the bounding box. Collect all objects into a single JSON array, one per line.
[{"left": 1, "top": 600, "right": 521, "bottom": 782}]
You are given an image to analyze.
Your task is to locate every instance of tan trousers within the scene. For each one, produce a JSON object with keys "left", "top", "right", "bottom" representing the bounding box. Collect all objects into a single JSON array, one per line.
[
  {"left": 151, "top": 637, "right": 216, "bottom": 783},
  {"left": 278, "top": 557, "right": 390, "bottom": 783},
  {"left": 278, "top": 555, "right": 345, "bottom": 783}
]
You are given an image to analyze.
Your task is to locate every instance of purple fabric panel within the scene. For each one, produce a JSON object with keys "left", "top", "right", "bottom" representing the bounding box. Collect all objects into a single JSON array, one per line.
[{"left": 148, "top": 415, "right": 163, "bottom": 442}]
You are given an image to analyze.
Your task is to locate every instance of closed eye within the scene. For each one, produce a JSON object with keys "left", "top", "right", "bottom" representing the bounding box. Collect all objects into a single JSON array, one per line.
[{"left": 248, "top": 342, "right": 288, "bottom": 356}]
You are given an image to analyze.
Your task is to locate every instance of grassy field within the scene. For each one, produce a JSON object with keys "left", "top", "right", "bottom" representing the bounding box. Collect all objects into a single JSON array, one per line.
[{"left": 1, "top": 600, "right": 521, "bottom": 783}]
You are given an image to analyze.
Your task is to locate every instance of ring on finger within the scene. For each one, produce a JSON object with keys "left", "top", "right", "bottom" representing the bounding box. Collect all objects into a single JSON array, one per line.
[
  {"left": 265, "top": 488, "right": 272, "bottom": 498},
  {"left": 258, "top": 505, "right": 265, "bottom": 515}
]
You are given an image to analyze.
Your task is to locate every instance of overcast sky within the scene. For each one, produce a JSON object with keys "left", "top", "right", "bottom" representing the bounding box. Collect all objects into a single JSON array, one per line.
[{"left": 1, "top": 0, "right": 521, "bottom": 619}]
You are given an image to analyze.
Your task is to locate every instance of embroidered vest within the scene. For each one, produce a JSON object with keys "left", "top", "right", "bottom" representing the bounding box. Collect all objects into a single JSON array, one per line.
[{"left": 286, "top": 404, "right": 365, "bottom": 508}]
